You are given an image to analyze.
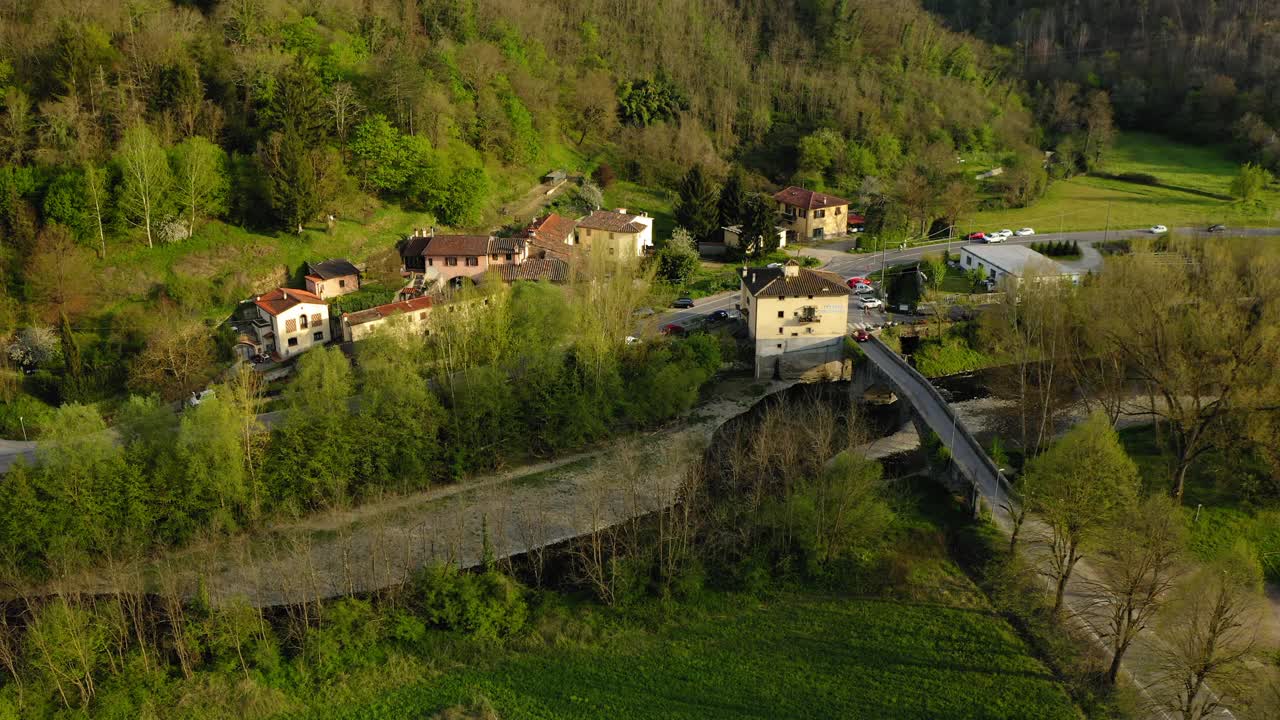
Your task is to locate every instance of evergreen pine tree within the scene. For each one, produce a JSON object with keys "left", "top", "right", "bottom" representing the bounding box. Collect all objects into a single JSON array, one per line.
[
  {"left": 674, "top": 164, "right": 720, "bottom": 245},
  {"left": 717, "top": 166, "right": 746, "bottom": 227}
]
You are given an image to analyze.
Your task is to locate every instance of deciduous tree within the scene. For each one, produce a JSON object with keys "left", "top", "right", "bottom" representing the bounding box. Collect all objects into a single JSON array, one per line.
[
  {"left": 116, "top": 123, "right": 172, "bottom": 248},
  {"left": 170, "top": 135, "right": 228, "bottom": 233}
]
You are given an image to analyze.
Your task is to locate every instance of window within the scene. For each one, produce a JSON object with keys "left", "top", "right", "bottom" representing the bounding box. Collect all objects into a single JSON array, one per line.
[
  {"left": 505, "top": 253, "right": 512, "bottom": 261},
  {"left": 465, "top": 257, "right": 479, "bottom": 266},
  {"left": 287, "top": 337, "right": 298, "bottom": 347},
  {"left": 836, "top": 207, "right": 843, "bottom": 216},
  {"left": 777, "top": 310, "right": 784, "bottom": 318},
  {"left": 419, "top": 312, "right": 427, "bottom": 320},
  {"left": 815, "top": 209, "right": 825, "bottom": 219},
  {"left": 791, "top": 332, "right": 798, "bottom": 337},
  {"left": 778, "top": 327, "right": 783, "bottom": 334},
  {"left": 300, "top": 314, "right": 309, "bottom": 329},
  {"left": 584, "top": 228, "right": 592, "bottom": 236},
  {"left": 338, "top": 279, "right": 346, "bottom": 288},
  {"left": 609, "top": 232, "right": 615, "bottom": 240},
  {"left": 446, "top": 257, "right": 458, "bottom": 266},
  {"left": 777, "top": 343, "right": 783, "bottom": 348},
  {"left": 313, "top": 331, "right": 323, "bottom": 341},
  {"left": 807, "top": 295, "right": 813, "bottom": 299},
  {"left": 491, "top": 254, "right": 499, "bottom": 260},
  {"left": 285, "top": 318, "right": 296, "bottom": 333},
  {"left": 428, "top": 258, "right": 434, "bottom": 266},
  {"left": 799, "top": 209, "right": 808, "bottom": 218},
  {"left": 812, "top": 228, "right": 824, "bottom": 238}
]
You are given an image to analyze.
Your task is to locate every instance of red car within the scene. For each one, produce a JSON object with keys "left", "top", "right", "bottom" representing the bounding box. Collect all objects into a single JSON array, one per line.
[
  {"left": 846, "top": 276, "right": 869, "bottom": 288},
  {"left": 853, "top": 329, "right": 870, "bottom": 342},
  {"left": 967, "top": 232, "right": 986, "bottom": 241},
  {"left": 660, "top": 323, "right": 686, "bottom": 336}
]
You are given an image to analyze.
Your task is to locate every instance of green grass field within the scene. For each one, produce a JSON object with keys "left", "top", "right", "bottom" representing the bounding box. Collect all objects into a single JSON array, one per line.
[
  {"left": 968, "top": 132, "right": 1280, "bottom": 234},
  {"left": 1118, "top": 426, "right": 1280, "bottom": 584},
  {"left": 287, "top": 590, "right": 1079, "bottom": 720}
]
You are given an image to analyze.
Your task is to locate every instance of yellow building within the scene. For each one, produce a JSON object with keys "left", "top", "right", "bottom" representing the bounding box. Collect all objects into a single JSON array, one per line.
[
  {"left": 739, "top": 261, "right": 851, "bottom": 379},
  {"left": 773, "top": 186, "right": 851, "bottom": 242}
]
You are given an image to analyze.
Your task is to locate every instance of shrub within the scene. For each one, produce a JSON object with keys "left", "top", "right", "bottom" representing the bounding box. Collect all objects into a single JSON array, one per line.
[
  {"left": 592, "top": 163, "right": 616, "bottom": 188},
  {"left": 411, "top": 564, "right": 528, "bottom": 640}
]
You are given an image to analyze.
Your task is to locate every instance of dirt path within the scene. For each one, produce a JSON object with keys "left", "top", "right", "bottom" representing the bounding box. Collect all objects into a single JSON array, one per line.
[
  {"left": 35, "top": 378, "right": 794, "bottom": 607},
  {"left": 498, "top": 175, "right": 576, "bottom": 228}
]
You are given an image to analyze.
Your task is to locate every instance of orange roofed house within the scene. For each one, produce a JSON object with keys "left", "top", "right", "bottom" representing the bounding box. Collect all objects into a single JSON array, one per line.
[
  {"left": 523, "top": 213, "right": 578, "bottom": 260},
  {"left": 237, "top": 288, "right": 331, "bottom": 361},
  {"left": 341, "top": 295, "right": 433, "bottom": 343},
  {"left": 773, "top": 186, "right": 851, "bottom": 242},
  {"left": 399, "top": 230, "right": 528, "bottom": 286}
]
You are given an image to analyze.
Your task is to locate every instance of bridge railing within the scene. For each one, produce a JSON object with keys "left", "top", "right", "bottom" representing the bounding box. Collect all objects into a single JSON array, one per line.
[{"left": 867, "top": 337, "right": 1019, "bottom": 510}]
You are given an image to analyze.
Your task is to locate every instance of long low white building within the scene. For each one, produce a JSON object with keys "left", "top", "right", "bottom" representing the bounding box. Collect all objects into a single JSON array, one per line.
[{"left": 959, "top": 244, "right": 1080, "bottom": 286}]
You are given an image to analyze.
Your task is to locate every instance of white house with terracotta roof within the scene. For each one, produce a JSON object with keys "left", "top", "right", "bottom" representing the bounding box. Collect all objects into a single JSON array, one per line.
[
  {"left": 773, "top": 186, "right": 851, "bottom": 242},
  {"left": 523, "top": 213, "right": 578, "bottom": 259},
  {"left": 739, "top": 261, "right": 851, "bottom": 379},
  {"left": 341, "top": 296, "right": 433, "bottom": 343},
  {"left": 575, "top": 208, "right": 653, "bottom": 257},
  {"left": 242, "top": 287, "right": 331, "bottom": 361}
]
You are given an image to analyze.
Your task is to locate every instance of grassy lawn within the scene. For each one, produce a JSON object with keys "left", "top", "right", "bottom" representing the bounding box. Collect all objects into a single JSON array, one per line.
[
  {"left": 290, "top": 589, "right": 1078, "bottom": 720},
  {"left": 968, "top": 132, "right": 1280, "bottom": 233},
  {"left": 1118, "top": 425, "right": 1280, "bottom": 584},
  {"left": 604, "top": 181, "right": 677, "bottom": 240}
]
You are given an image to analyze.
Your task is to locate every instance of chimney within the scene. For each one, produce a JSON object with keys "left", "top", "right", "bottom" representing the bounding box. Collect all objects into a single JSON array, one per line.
[
  {"left": 615, "top": 208, "right": 627, "bottom": 214},
  {"left": 430, "top": 226, "right": 435, "bottom": 238},
  {"left": 751, "top": 272, "right": 756, "bottom": 284},
  {"left": 783, "top": 260, "right": 800, "bottom": 278}
]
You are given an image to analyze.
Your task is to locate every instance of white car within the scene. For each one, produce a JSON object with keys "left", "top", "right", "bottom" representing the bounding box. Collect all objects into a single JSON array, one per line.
[
  {"left": 998, "top": 229, "right": 1013, "bottom": 238},
  {"left": 1150, "top": 225, "right": 1168, "bottom": 234},
  {"left": 766, "top": 262, "right": 783, "bottom": 269},
  {"left": 854, "top": 283, "right": 875, "bottom": 295},
  {"left": 986, "top": 233, "right": 1004, "bottom": 244},
  {"left": 1014, "top": 227, "right": 1035, "bottom": 236},
  {"left": 187, "top": 389, "right": 215, "bottom": 407},
  {"left": 858, "top": 297, "right": 883, "bottom": 310},
  {"left": 625, "top": 336, "right": 641, "bottom": 345}
]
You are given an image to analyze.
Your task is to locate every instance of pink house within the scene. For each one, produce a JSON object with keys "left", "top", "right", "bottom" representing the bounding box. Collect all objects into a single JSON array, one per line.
[{"left": 400, "top": 230, "right": 528, "bottom": 286}]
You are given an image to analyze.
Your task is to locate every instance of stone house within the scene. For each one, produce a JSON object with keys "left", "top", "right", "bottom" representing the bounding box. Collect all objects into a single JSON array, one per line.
[
  {"left": 575, "top": 208, "right": 653, "bottom": 257},
  {"left": 341, "top": 296, "right": 433, "bottom": 343},
  {"left": 773, "top": 186, "right": 851, "bottom": 242}
]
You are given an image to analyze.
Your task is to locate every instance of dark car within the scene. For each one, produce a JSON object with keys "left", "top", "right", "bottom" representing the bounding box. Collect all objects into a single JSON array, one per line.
[
  {"left": 709, "top": 309, "right": 730, "bottom": 322},
  {"left": 660, "top": 323, "right": 686, "bottom": 336},
  {"left": 1207, "top": 224, "right": 1227, "bottom": 233},
  {"left": 853, "top": 329, "right": 870, "bottom": 343},
  {"left": 672, "top": 297, "right": 695, "bottom": 309}
]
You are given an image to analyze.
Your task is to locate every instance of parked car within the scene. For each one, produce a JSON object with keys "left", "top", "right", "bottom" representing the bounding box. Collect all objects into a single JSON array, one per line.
[
  {"left": 1207, "top": 224, "right": 1227, "bottom": 233},
  {"left": 660, "top": 323, "right": 686, "bottom": 336},
  {"left": 967, "top": 232, "right": 986, "bottom": 241},
  {"left": 858, "top": 297, "right": 883, "bottom": 309},
  {"left": 1014, "top": 227, "right": 1035, "bottom": 236},
  {"left": 998, "top": 229, "right": 1013, "bottom": 238},
  {"left": 709, "top": 309, "right": 730, "bottom": 322},
  {"left": 853, "top": 329, "right": 870, "bottom": 342},
  {"left": 766, "top": 262, "right": 783, "bottom": 269},
  {"left": 1150, "top": 224, "right": 1168, "bottom": 234},
  {"left": 986, "top": 233, "right": 1004, "bottom": 243},
  {"left": 846, "top": 276, "right": 869, "bottom": 287},
  {"left": 854, "top": 284, "right": 875, "bottom": 295},
  {"left": 625, "top": 336, "right": 641, "bottom": 345},
  {"left": 672, "top": 297, "right": 694, "bottom": 309}
]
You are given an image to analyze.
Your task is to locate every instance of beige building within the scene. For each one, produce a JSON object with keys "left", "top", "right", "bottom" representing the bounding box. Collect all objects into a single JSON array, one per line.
[
  {"left": 341, "top": 296, "right": 433, "bottom": 343},
  {"left": 721, "top": 224, "right": 788, "bottom": 254},
  {"left": 304, "top": 258, "right": 361, "bottom": 299},
  {"left": 773, "top": 186, "right": 851, "bottom": 242},
  {"left": 576, "top": 209, "right": 653, "bottom": 257},
  {"left": 739, "top": 261, "right": 851, "bottom": 379},
  {"left": 242, "top": 288, "right": 331, "bottom": 361}
]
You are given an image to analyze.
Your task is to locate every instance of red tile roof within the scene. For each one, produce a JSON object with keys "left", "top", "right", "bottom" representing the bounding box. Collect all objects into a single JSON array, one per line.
[
  {"left": 526, "top": 213, "right": 578, "bottom": 245},
  {"left": 423, "top": 235, "right": 492, "bottom": 257},
  {"left": 577, "top": 210, "right": 648, "bottom": 234},
  {"left": 773, "top": 186, "right": 851, "bottom": 210},
  {"left": 254, "top": 287, "right": 326, "bottom": 316},
  {"left": 344, "top": 296, "right": 434, "bottom": 327},
  {"left": 496, "top": 258, "right": 570, "bottom": 283},
  {"left": 741, "top": 265, "right": 851, "bottom": 298}
]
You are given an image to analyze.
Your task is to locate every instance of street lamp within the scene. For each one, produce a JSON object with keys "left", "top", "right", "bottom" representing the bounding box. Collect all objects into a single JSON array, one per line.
[{"left": 19, "top": 416, "right": 26, "bottom": 442}]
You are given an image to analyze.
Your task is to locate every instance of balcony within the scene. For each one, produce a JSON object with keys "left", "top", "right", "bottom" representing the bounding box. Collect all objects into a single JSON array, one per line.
[{"left": 797, "top": 307, "right": 821, "bottom": 324}]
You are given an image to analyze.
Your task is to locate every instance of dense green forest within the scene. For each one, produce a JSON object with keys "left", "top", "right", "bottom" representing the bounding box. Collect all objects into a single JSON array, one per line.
[
  {"left": 925, "top": 0, "right": 1280, "bottom": 169},
  {"left": 0, "top": 0, "right": 1044, "bottom": 412}
]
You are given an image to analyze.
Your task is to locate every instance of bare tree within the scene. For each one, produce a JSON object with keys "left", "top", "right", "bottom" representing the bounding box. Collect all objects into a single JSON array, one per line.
[
  {"left": 1083, "top": 496, "right": 1185, "bottom": 684},
  {"left": 328, "top": 81, "right": 362, "bottom": 147},
  {"left": 1152, "top": 546, "right": 1264, "bottom": 720}
]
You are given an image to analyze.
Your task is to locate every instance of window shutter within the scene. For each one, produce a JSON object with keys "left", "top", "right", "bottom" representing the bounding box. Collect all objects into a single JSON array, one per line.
[
  {"left": 285, "top": 318, "right": 296, "bottom": 333},
  {"left": 311, "top": 313, "right": 322, "bottom": 326}
]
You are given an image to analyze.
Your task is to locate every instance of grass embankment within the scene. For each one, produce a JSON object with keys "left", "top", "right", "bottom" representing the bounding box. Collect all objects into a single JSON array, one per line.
[
  {"left": 292, "top": 590, "right": 1079, "bottom": 720},
  {"left": 969, "top": 132, "right": 1280, "bottom": 233},
  {"left": 1118, "top": 426, "right": 1280, "bottom": 585}
]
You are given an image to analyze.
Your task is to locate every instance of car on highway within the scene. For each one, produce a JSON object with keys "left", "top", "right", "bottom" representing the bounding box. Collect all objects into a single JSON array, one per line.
[
  {"left": 846, "top": 276, "right": 869, "bottom": 287},
  {"left": 1014, "top": 227, "right": 1035, "bottom": 236},
  {"left": 660, "top": 323, "right": 686, "bottom": 336},
  {"left": 1150, "top": 224, "right": 1168, "bottom": 234},
  {"left": 997, "top": 229, "right": 1013, "bottom": 238},
  {"left": 985, "top": 233, "right": 1004, "bottom": 243},
  {"left": 858, "top": 297, "right": 883, "bottom": 309},
  {"left": 1207, "top": 224, "right": 1227, "bottom": 233},
  {"left": 967, "top": 232, "right": 986, "bottom": 241},
  {"left": 853, "top": 329, "right": 870, "bottom": 342},
  {"left": 672, "top": 297, "right": 694, "bottom": 309}
]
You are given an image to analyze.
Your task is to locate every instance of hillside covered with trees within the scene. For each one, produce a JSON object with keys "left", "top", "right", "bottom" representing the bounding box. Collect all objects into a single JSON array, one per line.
[
  {"left": 925, "top": 0, "right": 1280, "bottom": 170},
  {"left": 0, "top": 0, "right": 1044, "bottom": 413}
]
